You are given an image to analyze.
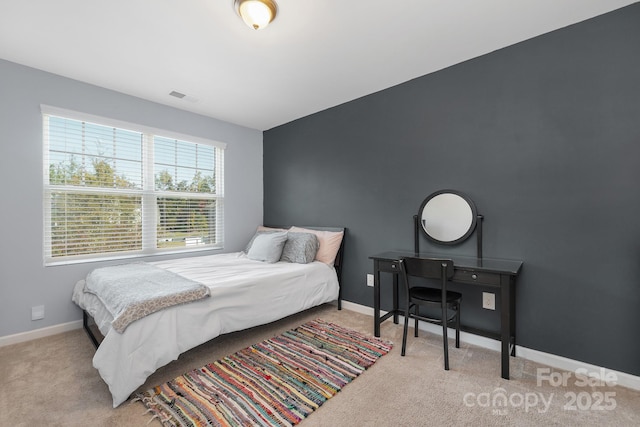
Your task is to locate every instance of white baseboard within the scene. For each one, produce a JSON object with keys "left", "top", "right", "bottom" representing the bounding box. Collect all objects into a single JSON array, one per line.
[
  {"left": 0, "top": 320, "right": 82, "bottom": 348},
  {"left": 516, "top": 346, "right": 640, "bottom": 391},
  {"left": 341, "top": 300, "right": 640, "bottom": 391}
]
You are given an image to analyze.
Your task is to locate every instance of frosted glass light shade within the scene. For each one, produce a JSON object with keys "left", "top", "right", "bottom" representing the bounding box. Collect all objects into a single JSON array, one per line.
[{"left": 236, "top": 0, "right": 277, "bottom": 30}]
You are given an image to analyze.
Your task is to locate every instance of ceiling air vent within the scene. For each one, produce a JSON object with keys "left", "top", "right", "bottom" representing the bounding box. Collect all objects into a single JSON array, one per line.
[{"left": 169, "top": 91, "right": 186, "bottom": 99}]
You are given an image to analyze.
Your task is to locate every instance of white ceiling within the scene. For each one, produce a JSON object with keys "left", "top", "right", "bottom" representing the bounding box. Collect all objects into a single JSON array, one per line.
[{"left": 0, "top": 0, "right": 636, "bottom": 131}]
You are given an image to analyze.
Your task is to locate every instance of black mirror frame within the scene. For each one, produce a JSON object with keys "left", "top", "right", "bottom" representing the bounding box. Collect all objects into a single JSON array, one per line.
[
  {"left": 414, "top": 189, "right": 484, "bottom": 259},
  {"left": 418, "top": 189, "right": 478, "bottom": 245}
]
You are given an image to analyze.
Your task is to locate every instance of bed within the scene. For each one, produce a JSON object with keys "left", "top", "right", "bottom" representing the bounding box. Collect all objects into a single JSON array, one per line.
[{"left": 72, "top": 226, "right": 345, "bottom": 407}]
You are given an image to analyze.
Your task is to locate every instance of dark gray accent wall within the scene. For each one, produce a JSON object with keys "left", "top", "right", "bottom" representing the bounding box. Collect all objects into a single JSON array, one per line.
[{"left": 264, "top": 4, "right": 640, "bottom": 375}]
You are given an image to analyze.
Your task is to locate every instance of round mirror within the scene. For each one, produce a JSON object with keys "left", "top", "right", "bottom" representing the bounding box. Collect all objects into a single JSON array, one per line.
[{"left": 419, "top": 190, "right": 478, "bottom": 245}]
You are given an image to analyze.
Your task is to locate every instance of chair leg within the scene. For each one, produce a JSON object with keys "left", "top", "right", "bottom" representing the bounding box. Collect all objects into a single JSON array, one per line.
[
  {"left": 401, "top": 304, "right": 410, "bottom": 356},
  {"left": 455, "top": 302, "right": 461, "bottom": 348},
  {"left": 414, "top": 305, "right": 419, "bottom": 337},
  {"left": 442, "top": 305, "right": 449, "bottom": 370}
]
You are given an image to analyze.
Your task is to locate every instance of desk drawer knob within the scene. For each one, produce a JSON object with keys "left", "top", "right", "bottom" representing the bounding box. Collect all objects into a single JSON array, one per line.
[{"left": 471, "top": 274, "right": 478, "bottom": 280}]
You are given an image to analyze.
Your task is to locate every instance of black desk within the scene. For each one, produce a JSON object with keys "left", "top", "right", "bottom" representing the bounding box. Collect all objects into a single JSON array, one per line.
[{"left": 370, "top": 251, "right": 523, "bottom": 379}]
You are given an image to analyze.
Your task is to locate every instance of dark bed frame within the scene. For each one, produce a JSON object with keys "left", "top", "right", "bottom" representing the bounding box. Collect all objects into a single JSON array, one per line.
[{"left": 82, "top": 226, "right": 346, "bottom": 349}]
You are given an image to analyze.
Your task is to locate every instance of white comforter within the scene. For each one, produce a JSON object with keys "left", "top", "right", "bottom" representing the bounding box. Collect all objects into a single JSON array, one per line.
[{"left": 72, "top": 252, "right": 339, "bottom": 407}]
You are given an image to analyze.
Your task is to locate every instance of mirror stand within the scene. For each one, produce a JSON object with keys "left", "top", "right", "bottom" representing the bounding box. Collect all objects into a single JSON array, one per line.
[
  {"left": 414, "top": 214, "right": 484, "bottom": 260},
  {"left": 476, "top": 214, "right": 483, "bottom": 260}
]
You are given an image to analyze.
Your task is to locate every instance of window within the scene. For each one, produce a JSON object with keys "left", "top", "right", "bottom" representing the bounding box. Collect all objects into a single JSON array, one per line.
[{"left": 42, "top": 106, "right": 225, "bottom": 265}]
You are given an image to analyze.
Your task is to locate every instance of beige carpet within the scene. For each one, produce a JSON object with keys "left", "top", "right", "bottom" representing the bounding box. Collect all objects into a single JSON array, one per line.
[{"left": 1, "top": 304, "right": 638, "bottom": 427}]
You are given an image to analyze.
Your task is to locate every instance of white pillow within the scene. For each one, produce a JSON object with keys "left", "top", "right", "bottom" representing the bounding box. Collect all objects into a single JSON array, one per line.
[{"left": 247, "top": 231, "right": 288, "bottom": 263}]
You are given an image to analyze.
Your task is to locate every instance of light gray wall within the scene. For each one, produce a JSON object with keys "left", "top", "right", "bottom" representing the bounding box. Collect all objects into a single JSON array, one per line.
[
  {"left": 0, "top": 59, "right": 263, "bottom": 337},
  {"left": 264, "top": 4, "right": 640, "bottom": 375}
]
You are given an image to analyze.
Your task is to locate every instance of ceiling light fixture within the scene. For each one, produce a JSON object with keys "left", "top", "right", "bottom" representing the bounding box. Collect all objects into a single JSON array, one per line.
[{"left": 234, "top": 0, "right": 277, "bottom": 30}]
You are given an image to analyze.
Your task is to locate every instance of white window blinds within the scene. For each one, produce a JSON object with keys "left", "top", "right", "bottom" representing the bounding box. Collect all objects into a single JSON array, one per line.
[{"left": 42, "top": 106, "right": 225, "bottom": 265}]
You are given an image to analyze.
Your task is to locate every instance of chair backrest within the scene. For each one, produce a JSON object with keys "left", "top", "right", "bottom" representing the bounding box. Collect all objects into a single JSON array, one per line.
[{"left": 399, "top": 257, "right": 455, "bottom": 281}]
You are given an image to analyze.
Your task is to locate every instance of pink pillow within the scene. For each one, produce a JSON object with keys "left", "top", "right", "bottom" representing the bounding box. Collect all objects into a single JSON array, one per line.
[{"left": 289, "top": 226, "right": 344, "bottom": 266}]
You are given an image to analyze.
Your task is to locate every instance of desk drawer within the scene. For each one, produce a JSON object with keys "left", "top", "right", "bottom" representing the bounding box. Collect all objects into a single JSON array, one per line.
[
  {"left": 453, "top": 269, "right": 501, "bottom": 286},
  {"left": 377, "top": 260, "right": 400, "bottom": 273}
]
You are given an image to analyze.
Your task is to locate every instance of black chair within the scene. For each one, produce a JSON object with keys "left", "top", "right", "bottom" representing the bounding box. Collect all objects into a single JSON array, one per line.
[{"left": 399, "top": 257, "right": 462, "bottom": 370}]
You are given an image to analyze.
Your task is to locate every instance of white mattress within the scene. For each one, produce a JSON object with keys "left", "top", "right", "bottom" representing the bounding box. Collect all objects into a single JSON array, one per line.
[{"left": 72, "top": 252, "right": 339, "bottom": 407}]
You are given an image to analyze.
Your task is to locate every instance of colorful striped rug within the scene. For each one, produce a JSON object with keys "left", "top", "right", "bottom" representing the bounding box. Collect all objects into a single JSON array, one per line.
[{"left": 135, "top": 319, "right": 393, "bottom": 427}]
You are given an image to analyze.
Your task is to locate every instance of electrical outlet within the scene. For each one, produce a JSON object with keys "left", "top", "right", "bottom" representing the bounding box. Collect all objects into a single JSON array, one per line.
[
  {"left": 31, "top": 305, "right": 45, "bottom": 320},
  {"left": 366, "top": 274, "right": 374, "bottom": 287},
  {"left": 482, "top": 292, "right": 495, "bottom": 310}
]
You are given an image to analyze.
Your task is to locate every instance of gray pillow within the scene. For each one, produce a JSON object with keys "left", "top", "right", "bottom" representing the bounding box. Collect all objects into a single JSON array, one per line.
[
  {"left": 247, "top": 231, "right": 288, "bottom": 263},
  {"left": 245, "top": 230, "right": 281, "bottom": 253},
  {"left": 280, "top": 232, "right": 320, "bottom": 264}
]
